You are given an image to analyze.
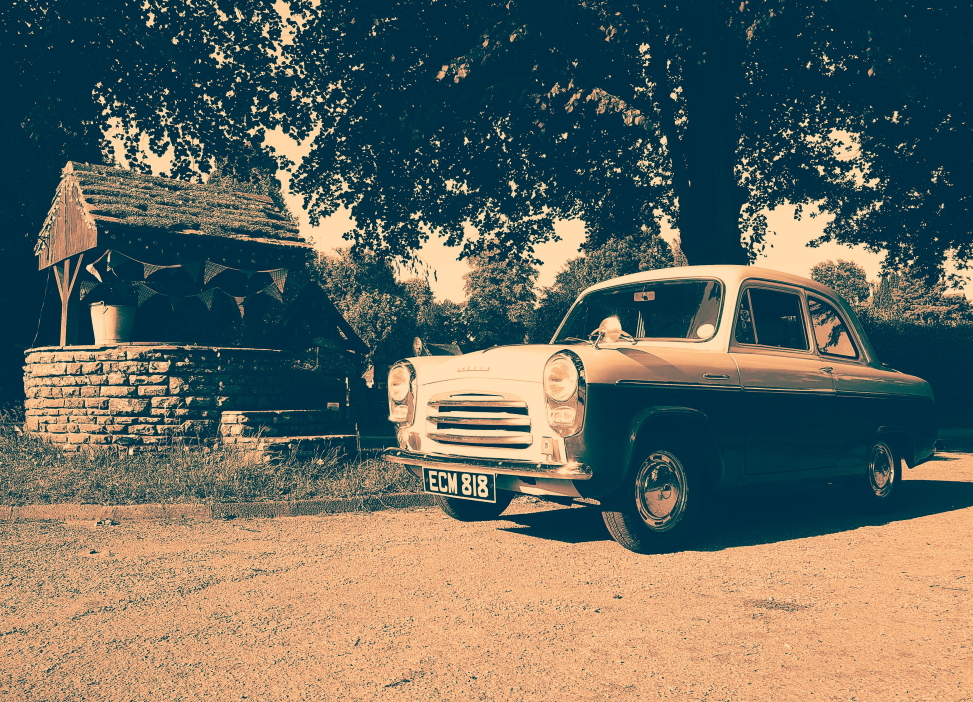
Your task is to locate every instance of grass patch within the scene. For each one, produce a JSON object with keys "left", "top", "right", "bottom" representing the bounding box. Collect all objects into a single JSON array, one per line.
[{"left": 0, "top": 428, "right": 418, "bottom": 507}]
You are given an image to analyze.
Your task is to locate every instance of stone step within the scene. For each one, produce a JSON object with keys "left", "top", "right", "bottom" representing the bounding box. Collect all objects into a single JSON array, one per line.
[
  {"left": 222, "top": 434, "right": 359, "bottom": 458},
  {"left": 219, "top": 409, "right": 355, "bottom": 438}
]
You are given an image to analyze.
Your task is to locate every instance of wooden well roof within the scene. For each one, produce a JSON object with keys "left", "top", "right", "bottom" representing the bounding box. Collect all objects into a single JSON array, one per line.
[{"left": 36, "top": 162, "right": 310, "bottom": 269}]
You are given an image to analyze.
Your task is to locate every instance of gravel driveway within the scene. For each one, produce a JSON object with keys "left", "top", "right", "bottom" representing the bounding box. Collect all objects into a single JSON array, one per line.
[{"left": 2, "top": 455, "right": 971, "bottom": 701}]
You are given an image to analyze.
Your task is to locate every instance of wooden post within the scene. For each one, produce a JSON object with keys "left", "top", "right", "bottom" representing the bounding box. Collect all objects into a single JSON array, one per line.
[{"left": 52, "top": 253, "right": 84, "bottom": 347}]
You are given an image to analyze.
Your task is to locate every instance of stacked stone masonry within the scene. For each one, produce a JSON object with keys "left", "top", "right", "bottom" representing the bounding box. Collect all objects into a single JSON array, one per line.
[{"left": 24, "top": 345, "right": 302, "bottom": 450}]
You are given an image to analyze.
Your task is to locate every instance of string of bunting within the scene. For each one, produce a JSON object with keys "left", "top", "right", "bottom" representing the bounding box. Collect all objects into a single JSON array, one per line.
[
  {"left": 84, "top": 250, "right": 287, "bottom": 291},
  {"left": 131, "top": 281, "right": 283, "bottom": 315}
]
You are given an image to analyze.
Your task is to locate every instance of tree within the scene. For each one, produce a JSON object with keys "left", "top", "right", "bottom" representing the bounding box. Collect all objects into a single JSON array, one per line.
[
  {"left": 0, "top": 1, "right": 289, "bottom": 401},
  {"left": 279, "top": 1, "right": 893, "bottom": 267},
  {"left": 313, "top": 249, "right": 418, "bottom": 369},
  {"left": 462, "top": 250, "right": 538, "bottom": 349},
  {"left": 810, "top": 260, "right": 871, "bottom": 307},
  {"left": 532, "top": 232, "right": 676, "bottom": 341},
  {"left": 870, "top": 269, "right": 973, "bottom": 326},
  {"left": 814, "top": 3, "right": 973, "bottom": 284}
]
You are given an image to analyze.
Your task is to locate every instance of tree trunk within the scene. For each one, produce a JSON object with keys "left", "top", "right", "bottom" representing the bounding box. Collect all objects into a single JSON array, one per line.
[{"left": 665, "top": 12, "right": 750, "bottom": 267}]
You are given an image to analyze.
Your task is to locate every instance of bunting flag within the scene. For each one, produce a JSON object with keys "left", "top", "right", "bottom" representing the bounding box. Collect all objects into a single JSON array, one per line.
[
  {"left": 269, "top": 268, "right": 288, "bottom": 293},
  {"left": 182, "top": 259, "right": 204, "bottom": 283},
  {"left": 198, "top": 289, "right": 217, "bottom": 310},
  {"left": 260, "top": 283, "right": 283, "bottom": 302},
  {"left": 233, "top": 296, "right": 247, "bottom": 318},
  {"left": 84, "top": 250, "right": 110, "bottom": 282},
  {"left": 204, "top": 261, "right": 229, "bottom": 283},
  {"left": 143, "top": 262, "right": 180, "bottom": 278},
  {"left": 79, "top": 280, "right": 98, "bottom": 299},
  {"left": 243, "top": 269, "right": 256, "bottom": 279},
  {"left": 134, "top": 282, "right": 159, "bottom": 306}
]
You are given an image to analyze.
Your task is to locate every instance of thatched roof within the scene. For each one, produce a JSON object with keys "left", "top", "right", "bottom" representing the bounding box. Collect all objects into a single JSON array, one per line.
[{"left": 36, "top": 162, "right": 309, "bottom": 268}]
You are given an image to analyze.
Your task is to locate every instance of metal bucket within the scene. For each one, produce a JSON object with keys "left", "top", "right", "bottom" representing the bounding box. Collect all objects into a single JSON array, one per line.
[{"left": 89, "top": 303, "right": 136, "bottom": 344}]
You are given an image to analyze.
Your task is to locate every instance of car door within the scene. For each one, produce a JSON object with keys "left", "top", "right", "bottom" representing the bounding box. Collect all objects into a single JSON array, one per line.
[
  {"left": 805, "top": 294, "right": 933, "bottom": 470},
  {"left": 730, "top": 284, "right": 839, "bottom": 475}
]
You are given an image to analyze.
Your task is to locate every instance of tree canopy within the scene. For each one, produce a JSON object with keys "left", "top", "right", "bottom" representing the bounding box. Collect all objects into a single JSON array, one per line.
[
  {"left": 810, "top": 259, "right": 871, "bottom": 307},
  {"left": 279, "top": 0, "right": 906, "bottom": 266}
]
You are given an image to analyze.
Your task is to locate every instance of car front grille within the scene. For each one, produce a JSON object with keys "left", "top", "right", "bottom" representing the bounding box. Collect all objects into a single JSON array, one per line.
[{"left": 426, "top": 392, "right": 532, "bottom": 448}]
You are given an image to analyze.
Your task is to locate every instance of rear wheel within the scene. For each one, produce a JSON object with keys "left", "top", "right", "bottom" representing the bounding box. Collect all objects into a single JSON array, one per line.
[
  {"left": 602, "top": 446, "right": 707, "bottom": 554},
  {"left": 435, "top": 490, "right": 515, "bottom": 522},
  {"left": 848, "top": 439, "right": 903, "bottom": 513}
]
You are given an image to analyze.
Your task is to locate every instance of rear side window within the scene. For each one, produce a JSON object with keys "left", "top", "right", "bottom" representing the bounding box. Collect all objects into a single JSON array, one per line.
[
  {"left": 735, "top": 288, "right": 809, "bottom": 351},
  {"left": 808, "top": 296, "right": 858, "bottom": 358}
]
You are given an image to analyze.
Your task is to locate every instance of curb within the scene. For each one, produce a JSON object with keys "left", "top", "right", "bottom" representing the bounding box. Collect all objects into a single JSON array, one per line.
[{"left": 2, "top": 493, "right": 438, "bottom": 523}]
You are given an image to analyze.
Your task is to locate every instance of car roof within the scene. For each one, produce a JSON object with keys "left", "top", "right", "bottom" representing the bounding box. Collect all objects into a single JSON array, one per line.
[{"left": 583, "top": 264, "right": 839, "bottom": 299}]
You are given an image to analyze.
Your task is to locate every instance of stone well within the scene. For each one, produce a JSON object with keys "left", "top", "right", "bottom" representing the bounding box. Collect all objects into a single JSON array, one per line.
[{"left": 23, "top": 344, "right": 347, "bottom": 450}]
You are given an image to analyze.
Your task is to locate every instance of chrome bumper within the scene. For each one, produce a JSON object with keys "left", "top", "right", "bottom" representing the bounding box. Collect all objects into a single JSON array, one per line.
[{"left": 382, "top": 448, "right": 593, "bottom": 480}]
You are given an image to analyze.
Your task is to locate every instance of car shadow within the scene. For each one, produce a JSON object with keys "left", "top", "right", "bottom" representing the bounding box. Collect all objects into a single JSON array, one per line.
[{"left": 496, "top": 479, "right": 973, "bottom": 551}]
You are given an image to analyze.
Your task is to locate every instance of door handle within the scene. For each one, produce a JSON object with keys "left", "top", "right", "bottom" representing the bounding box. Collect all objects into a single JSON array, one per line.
[
  {"left": 820, "top": 367, "right": 834, "bottom": 374},
  {"left": 702, "top": 373, "right": 730, "bottom": 380}
]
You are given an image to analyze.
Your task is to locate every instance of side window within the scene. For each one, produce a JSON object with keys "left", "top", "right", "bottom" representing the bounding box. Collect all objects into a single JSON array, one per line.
[
  {"left": 808, "top": 296, "right": 858, "bottom": 358},
  {"left": 736, "top": 287, "right": 809, "bottom": 351}
]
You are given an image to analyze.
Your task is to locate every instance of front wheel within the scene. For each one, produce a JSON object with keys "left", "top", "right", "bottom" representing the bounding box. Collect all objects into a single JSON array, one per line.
[
  {"left": 601, "top": 447, "right": 706, "bottom": 554},
  {"left": 435, "top": 490, "right": 515, "bottom": 522},
  {"left": 848, "top": 439, "right": 903, "bottom": 513}
]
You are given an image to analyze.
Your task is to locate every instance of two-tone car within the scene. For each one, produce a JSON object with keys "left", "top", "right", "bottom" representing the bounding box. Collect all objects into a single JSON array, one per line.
[{"left": 383, "top": 265, "right": 936, "bottom": 553}]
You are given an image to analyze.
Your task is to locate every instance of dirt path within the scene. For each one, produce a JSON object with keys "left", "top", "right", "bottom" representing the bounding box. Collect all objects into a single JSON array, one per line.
[{"left": 2, "top": 455, "right": 971, "bottom": 701}]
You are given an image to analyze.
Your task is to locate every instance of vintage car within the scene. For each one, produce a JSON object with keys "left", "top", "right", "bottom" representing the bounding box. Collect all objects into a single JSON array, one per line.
[{"left": 383, "top": 265, "right": 936, "bottom": 553}]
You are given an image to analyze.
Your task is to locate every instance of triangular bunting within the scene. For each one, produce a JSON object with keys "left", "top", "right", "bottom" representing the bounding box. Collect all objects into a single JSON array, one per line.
[
  {"left": 134, "top": 282, "right": 158, "bottom": 306},
  {"left": 243, "top": 269, "right": 256, "bottom": 279},
  {"left": 144, "top": 263, "right": 166, "bottom": 277},
  {"left": 183, "top": 259, "right": 204, "bottom": 283},
  {"left": 79, "top": 281, "right": 98, "bottom": 299},
  {"left": 197, "top": 289, "right": 216, "bottom": 310},
  {"left": 269, "top": 268, "right": 288, "bottom": 293},
  {"left": 261, "top": 283, "right": 283, "bottom": 303},
  {"left": 233, "top": 296, "right": 246, "bottom": 317},
  {"left": 204, "top": 261, "right": 229, "bottom": 284}
]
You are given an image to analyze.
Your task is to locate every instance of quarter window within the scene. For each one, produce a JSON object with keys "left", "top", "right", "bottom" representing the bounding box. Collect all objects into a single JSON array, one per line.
[
  {"left": 808, "top": 296, "right": 858, "bottom": 358},
  {"left": 735, "top": 288, "right": 809, "bottom": 351}
]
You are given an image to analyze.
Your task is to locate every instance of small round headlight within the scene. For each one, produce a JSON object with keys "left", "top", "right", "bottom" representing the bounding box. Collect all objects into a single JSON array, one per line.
[
  {"left": 388, "top": 363, "right": 412, "bottom": 403},
  {"left": 544, "top": 355, "right": 578, "bottom": 402}
]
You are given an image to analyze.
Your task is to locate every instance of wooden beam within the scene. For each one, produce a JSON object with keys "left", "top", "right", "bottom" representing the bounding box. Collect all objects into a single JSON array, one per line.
[{"left": 53, "top": 253, "right": 84, "bottom": 347}]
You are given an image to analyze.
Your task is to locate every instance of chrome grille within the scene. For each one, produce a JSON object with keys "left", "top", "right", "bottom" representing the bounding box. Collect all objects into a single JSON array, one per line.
[{"left": 427, "top": 393, "right": 532, "bottom": 447}]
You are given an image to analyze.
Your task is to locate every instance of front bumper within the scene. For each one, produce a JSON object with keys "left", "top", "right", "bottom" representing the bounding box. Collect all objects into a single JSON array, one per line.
[{"left": 382, "top": 448, "right": 593, "bottom": 480}]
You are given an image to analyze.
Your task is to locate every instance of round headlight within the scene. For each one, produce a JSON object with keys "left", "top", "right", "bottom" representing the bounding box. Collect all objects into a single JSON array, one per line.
[
  {"left": 388, "top": 363, "right": 412, "bottom": 403},
  {"left": 544, "top": 355, "right": 578, "bottom": 402}
]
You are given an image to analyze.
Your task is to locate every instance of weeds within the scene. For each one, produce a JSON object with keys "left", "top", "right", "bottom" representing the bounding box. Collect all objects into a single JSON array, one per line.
[{"left": 0, "top": 431, "right": 417, "bottom": 506}]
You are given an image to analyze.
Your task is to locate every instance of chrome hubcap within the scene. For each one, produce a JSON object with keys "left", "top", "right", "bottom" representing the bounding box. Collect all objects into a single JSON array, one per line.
[
  {"left": 635, "top": 451, "right": 688, "bottom": 532},
  {"left": 868, "top": 443, "right": 896, "bottom": 498}
]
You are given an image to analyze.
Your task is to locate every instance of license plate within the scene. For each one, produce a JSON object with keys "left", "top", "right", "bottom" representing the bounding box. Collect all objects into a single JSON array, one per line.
[{"left": 423, "top": 468, "right": 496, "bottom": 503}]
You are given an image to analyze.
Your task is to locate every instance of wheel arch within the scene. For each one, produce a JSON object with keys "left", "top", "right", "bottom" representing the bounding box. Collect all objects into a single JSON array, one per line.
[
  {"left": 626, "top": 407, "right": 726, "bottom": 488},
  {"left": 873, "top": 426, "right": 917, "bottom": 468}
]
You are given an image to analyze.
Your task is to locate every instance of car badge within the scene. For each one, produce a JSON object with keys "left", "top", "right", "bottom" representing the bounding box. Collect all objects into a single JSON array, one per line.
[{"left": 457, "top": 366, "right": 490, "bottom": 372}]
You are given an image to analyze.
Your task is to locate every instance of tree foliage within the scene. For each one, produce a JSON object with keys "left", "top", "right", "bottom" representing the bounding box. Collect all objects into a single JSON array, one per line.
[
  {"left": 810, "top": 259, "right": 871, "bottom": 307},
  {"left": 532, "top": 232, "right": 676, "bottom": 342},
  {"left": 462, "top": 250, "right": 538, "bottom": 349},
  {"left": 815, "top": 3, "right": 973, "bottom": 283},
  {"left": 869, "top": 269, "right": 973, "bottom": 326},
  {"left": 279, "top": 0, "right": 885, "bottom": 266},
  {"left": 313, "top": 249, "right": 418, "bottom": 369}
]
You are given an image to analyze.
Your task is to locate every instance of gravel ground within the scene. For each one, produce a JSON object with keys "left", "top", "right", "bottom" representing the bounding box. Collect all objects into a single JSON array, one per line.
[{"left": 1, "top": 455, "right": 971, "bottom": 702}]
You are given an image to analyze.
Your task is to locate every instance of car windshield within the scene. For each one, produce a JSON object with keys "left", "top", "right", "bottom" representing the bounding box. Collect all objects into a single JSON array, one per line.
[{"left": 554, "top": 279, "right": 723, "bottom": 343}]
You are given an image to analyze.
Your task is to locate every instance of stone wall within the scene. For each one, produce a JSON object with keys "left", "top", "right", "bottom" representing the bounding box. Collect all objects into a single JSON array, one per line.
[{"left": 23, "top": 345, "right": 306, "bottom": 450}]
